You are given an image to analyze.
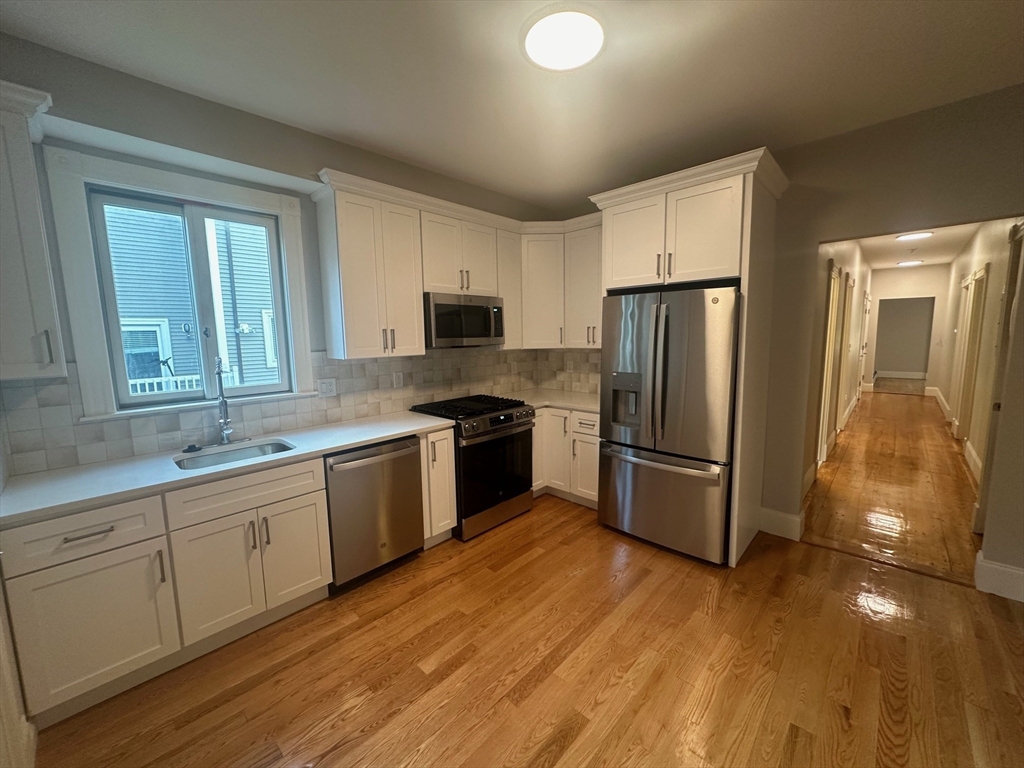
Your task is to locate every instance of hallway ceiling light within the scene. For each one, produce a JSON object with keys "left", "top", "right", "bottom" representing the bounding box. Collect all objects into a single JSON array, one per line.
[
  {"left": 897, "top": 260, "right": 924, "bottom": 267},
  {"left": 895, "top": 232, "right": 933, "bottom": 241},
  {"left": 524, "top": 10, "right": 604, "bottom": 71}
]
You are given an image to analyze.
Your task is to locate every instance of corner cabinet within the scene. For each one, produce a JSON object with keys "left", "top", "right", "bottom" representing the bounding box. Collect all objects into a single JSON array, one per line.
[
  {"left": 315, "top": 188, "right": 425, "bottom": 360},
  {"left": 0, "top": 81, "right": 66, "bottom": 380},
  {"left": 422, "top": 429, "right": 457, "bottom": 538},
  {"left": 521, "top": 234, "right": 565, "bottom": 349},
  {"left": 496, "top": 229, "right": 523, "bottom": 350},
  {"left": 532, "top": 407, "right": 599, "bottom": 506},
  {"left": 564, "top": 226, "right": 602, "bottom": 348}
]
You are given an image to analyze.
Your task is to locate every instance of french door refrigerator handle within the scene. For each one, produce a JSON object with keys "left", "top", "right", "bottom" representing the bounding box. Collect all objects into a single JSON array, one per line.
[
  {"left": 600, "top": 446, "right": 722, "bottom": 481},
  {"left": 655, "top": 303, "right": 668, "bottom": 441},
  {"left": 644, "top": 302, "right": 659, "bottom": 439}
]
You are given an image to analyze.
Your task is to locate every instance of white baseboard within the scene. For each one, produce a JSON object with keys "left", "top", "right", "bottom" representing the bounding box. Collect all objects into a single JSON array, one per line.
[
  {"left": 861, "top": 382, "right": 873, "bottom": 392},
  {"left": 975, "top": 551, "right": 1024, "bottom": 602},
  {"left": 840, "top": 395, "right": 858, "bottom": 429},
  {"left": 801, "top": 463, "right": 817, "bottom": 498},
  {"left": 964, "top": 440, "right": 982, "bottom": 481},
  {"left": 926, "top": 387, "right": 952, "bottom": 420},
  {"left": 760, "top": 507, "right": 804, "bottom": 541},
  {"left": 876, "top": 371, "right": 927, "bottom": 379}
]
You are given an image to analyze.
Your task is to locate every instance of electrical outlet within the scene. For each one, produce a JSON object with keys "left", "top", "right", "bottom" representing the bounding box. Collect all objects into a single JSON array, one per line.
[
  {"left": 316, "top": 378, "right": 337, "bottom": 397},
  {"left": 392, "top": 371, "right": 404, "bottom": 388}
]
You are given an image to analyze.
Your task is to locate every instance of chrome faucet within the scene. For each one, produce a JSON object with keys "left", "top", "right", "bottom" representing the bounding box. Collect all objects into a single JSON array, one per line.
[{"left": 215, "top": 357, "right": 233, "bottom": 445}]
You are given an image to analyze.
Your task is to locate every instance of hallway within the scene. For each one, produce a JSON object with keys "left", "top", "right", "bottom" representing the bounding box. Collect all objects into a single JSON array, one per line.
[{"left": 803, "top": 391, "right": 982, "bottom": 585}]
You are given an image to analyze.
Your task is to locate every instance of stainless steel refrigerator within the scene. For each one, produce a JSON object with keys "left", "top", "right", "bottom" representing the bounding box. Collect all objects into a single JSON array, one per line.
[{"left": 598, "top": 284, "right": 739, "bottom": 564}]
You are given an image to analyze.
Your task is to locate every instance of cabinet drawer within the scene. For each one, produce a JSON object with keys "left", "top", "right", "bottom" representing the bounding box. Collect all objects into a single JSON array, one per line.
[
  {"left": 165, "top": 459, "right": 325, "bottom": 531},
  {"left": 0, "top": 496, "right": 165, "bottom": 578},
  {"left": 571, "top": 412, "right": 599, "bottom": 436}
]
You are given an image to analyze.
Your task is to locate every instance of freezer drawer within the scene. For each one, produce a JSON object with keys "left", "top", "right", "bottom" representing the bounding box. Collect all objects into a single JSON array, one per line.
[{"left": 597, "top": 443, "right": 728, "bottom": 564}]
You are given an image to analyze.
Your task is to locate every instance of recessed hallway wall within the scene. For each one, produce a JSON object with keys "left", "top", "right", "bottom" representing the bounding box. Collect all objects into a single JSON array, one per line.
[{"left": 874, "top": 296, "right": 935, "bottom": 378}]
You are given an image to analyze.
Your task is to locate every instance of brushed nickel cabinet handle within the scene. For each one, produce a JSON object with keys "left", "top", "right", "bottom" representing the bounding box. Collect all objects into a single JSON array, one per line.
[
  {"left": 391, "top": 329, "right": 396, "bottom": 349},
  {"left": 573, "top": 438, "right": 577, "bottom": 458},
  {"left": 156, "top": 549, "right": 166, "bottom": 583},
  {"left": 656, "top": 253, "right": 662, "bottom": 278},
  {"left": 249, "top": 519, "right": 257, "bottom": 550},
  {"left": 466, "top": 270, "right": 471, "bottom": 290},
  {"left": 587, "top": 326, "right": 591, "bottom": 344},
  {"left": 263, "top": 517, "right": 271, "bottom": 546},
  {"left": 62, "top": 526, "right": 114, "bottom": 544},
  {"left": 563, "top": 415, "right": 568, "bottom": 435},
  {"left": 459, "top": 269, "right": 464, "bottom": 290},
  {"left": 431, "top": 441, "right": 436, "bottom": 463},
  {"left": 382, "top": 329, "right": 388, "bottom": 352},
  {"left": 43, "top": 329, "right": 55, "bottom": 364},
  {"left": 559, "top": 327, "right": 563, "bottom": 345},
  {"left": 667, "top": 252, "right": 673, "bottom": 277}
]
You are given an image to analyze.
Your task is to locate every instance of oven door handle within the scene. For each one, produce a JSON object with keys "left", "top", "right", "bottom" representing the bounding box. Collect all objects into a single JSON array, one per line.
[{"left": 459, "top": 421, "right": 534, "bottom": 447}]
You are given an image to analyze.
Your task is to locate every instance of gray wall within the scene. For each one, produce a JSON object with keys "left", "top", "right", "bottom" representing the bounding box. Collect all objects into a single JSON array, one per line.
[
  {"left": 874, "top": 297, "right": 934, "bottom": 376},
  {"left": 764, "top": 84, "right": 1024, "bottom": 518}
]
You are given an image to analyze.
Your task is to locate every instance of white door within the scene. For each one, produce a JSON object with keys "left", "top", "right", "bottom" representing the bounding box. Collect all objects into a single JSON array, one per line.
[
  {"left": 380, "top": 203, "right": 425, "bottom": 356},
  {"left": 602, "top": 195, "right": 666, "bottom": 290},
  {"left": 497, "top": 229, "right": 523, "bottom": 350},
  {"left": 461, "top": 222, "right": 498, "bottom": 296},
  {"left": 522, "top": 234, "right": 565, "bottom": 349},
  {"left": 544, "top": 408, "right": 571, "bottom": 491},
  {"left": 427, "top": 429, "right": 457, "bottom": 536},
  {"left": 571, "top": 433, "right": 600, "bottom": 502},
  {"left": 258, "top": 491, "right": 332, "bottom": 610},
  {"left": 0, "top": 110, "right": 65, "bottom": 379},
  {"left": 665, "top": 176, "right": 743, "bottom": 283},
  {"left": 532, "top": 410, "right": 546, "bottom": 491},
  {"left": 336, "top": 192, "right": 388, "bottom": 359},
  {"left": 5, "top": 537, "right": 180, "bottom": 713},
  {"left": 421, "top": 212, "right": 463, "bottom": 294},
  {"left": 170, "top": 509, "right": 266, "bottom": 645},
  {"left": 564, "top": 226, "right": 603, "bottom": 348}
]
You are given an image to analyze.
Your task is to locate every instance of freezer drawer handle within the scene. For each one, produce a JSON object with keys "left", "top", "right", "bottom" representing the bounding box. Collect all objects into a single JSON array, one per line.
[
  {"left": 328, "top": 445, "right": 420, "bottom": 471},
  {"left": 601, "top": 448, "right": 721, "bottom": 482}
]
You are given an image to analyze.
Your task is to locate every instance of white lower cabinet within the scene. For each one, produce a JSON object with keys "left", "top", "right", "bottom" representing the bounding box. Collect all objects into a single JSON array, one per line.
[
  {"left": 259, "top": 491, "right": 332, "bottom": 610},
  {"left": 424, "top": 429, "right": 457, "bottom": 537},
  {"left": 171, "top": 510, "right": 266, "bottom": 645},
  {"left": 571, "top": 433, "right": 600, "bottom": 502},
  {"left": 532, "top": 411, "right": 546, "bottom": 491},
  {"left": 542, "top": 408, "right": 571, "bottom": 491},
  {"left": 5, "top": 537, "right": 180, "bottom": 713}
]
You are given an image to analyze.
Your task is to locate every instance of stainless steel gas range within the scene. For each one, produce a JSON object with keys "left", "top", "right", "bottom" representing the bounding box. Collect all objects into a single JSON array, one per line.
[{"left": 410, "top": 395, "right": 534, "bottom": 540}]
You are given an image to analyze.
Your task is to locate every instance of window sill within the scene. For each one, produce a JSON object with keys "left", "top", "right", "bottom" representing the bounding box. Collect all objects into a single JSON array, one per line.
[{"left": 78, "top": 390, "right": 317, "bottom": 423}]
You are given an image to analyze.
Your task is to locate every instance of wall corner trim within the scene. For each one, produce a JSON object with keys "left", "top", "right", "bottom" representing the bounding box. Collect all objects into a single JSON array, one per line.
[
  {"left": 760, "top": 507, "right": 804, "bottom": 541},
  {"left": 925, "top": 386, "right": 952, "bottom": 420},
  {"left": 975, "top": 550, "right": 1024, "bottom": 602},
  {"left": 801, "top": 463, "right": 817, "bottom": 498},
  {"left": 964, "top": 439, "right": 983, "bottom": 482}
]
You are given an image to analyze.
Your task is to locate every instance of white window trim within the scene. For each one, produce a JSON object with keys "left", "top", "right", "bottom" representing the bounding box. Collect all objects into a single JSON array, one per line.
[
  {"left": 261, "top": 309, "right": 278, "bottom": 367},
  {"left": 44, "top": 145, "right": 314, "bottom": 417}
]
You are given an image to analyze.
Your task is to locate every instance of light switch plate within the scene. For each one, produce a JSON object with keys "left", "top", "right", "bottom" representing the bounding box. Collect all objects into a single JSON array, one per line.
[
  {"left": 392, "top": 372, "right": 404, "bottom": 388},
  {"left": 316, "top": 378, "right": 337, "bottom": 397}
]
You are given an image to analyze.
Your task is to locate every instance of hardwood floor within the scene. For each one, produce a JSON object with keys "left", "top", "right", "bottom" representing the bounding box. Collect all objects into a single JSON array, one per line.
[
  {"left": 803, "top": 391, "right": 981, "bottom": 586},
  {"left": 872, "top": 378, "right": 926, "bottom": 396},
  {"left": 36, "top": 494, "right": 1022, "bottom": 768}
]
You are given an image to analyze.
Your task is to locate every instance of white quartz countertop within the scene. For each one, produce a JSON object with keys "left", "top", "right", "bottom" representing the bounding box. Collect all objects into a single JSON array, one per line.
[
  {"left": 0, "top": 411, "right": 454, "bottom": 528},
  {"left": 519, "top": 388, "right": 600, "bottom": 414}
]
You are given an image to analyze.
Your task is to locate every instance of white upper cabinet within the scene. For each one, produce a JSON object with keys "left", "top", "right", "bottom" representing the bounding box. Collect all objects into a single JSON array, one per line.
[
  {"left": 521, "top": 234, "right": 565, "bottom": 349},
  {"left": 602, "top": 194, "right": 666, "bottom": 290},
  {"left": 380, "top": 203, "right": 426, "bottom": 357},
  {"left": 0, "top": 83, "right": 66, "bottom": 380},
  {"left": 496, "top": 229, "right": 523, "bottom": 350},
  {"left": 665, "top": 176, "right": 743, "bottom": 283},
  {"left": 564, "top": 226, "right": 602, "bottom": 348},
  {"left": 461, "top": 222, "right": 498, "bottom": 296},
  {"left": 316, "top": 189, "right": 424, "bottom": 359},
  {"left": 421, "top": 212, "right": 463, "bottom": 294}
]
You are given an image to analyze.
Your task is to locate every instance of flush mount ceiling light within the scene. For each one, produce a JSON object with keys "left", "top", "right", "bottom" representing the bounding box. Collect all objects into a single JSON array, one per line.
[
  {"left": 523, "top": 9, "right": 604, "bottom": 71},
  {"left": 897, "top": 260, "right": 924, "bottom": 267},
  {"left": 895, "top": 232, "right": 933, "bottom": 241}
]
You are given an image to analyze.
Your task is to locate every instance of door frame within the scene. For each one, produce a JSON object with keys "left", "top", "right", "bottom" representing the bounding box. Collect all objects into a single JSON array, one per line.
[
  {"left": 954, "top": 265, "right": 989, "bottom": 441},
  {"left": 836, "top": 273, "right": 855, "bottom": 430},
  {"left": 817, "top": 261, "right": 842, "bottom": 465}
]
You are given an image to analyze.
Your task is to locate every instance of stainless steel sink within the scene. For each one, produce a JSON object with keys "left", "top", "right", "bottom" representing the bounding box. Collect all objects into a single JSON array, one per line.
[{"left": 173, "top": 439, "right": 295, "bottom": 470}]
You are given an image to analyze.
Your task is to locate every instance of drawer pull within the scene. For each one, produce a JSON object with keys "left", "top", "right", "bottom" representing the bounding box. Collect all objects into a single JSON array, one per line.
[
  {"left": 61, "top": 526, "right": 115, "bottom": 544},
  {"left": 263, "top": 516, "right": 271, "bottom": 546},
  {"left": 156, "top": 549, "right": 167, "bottom": 583}
]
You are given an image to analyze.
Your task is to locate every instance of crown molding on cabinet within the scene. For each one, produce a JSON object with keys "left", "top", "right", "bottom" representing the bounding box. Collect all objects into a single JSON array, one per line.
[
  {"left": 589, "top": 147, "right": 789, "bottom": 209},
  {"left": 520, "top": 212, "right": 602, "bottom": 235}
]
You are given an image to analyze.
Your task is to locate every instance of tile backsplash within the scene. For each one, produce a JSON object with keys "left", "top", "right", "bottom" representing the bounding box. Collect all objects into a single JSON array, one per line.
[{"left": 0, "top": 348, "right": 600, "bottom": 477}]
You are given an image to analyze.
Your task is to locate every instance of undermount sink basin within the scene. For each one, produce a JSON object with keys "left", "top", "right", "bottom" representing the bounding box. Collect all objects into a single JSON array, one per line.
[{"left": 173, "top": 439, "right": 295, "bottom": 470}]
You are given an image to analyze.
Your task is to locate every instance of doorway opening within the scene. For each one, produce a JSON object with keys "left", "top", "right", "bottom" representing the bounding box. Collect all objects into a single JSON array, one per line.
[{"left": 803, "top": 217, "right": 1021, "bottom": 586}]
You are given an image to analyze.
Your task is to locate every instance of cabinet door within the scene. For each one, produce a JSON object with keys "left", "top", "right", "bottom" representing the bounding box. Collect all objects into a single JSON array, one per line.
[
  {"left": 461, "top": 222, "right": 498, "bottom": 296},
  {"left": 381, "top": 203, "right": 425, "bottom": 356},
  {"left": 427, "top": 429, "right": 457, "bottom": 536},
  {"left": 258, "top": 491, "right": 331, "bottom": 610},
  {"left": 170, "top": 510, "right": 266, "bottom": 645},
  {"left": 0, "top": 110, "right": 65, "bottom": 379},
  {"left": 497, "top": 229, "right": 523, "bottom": 350},
  {"left": 5, "top": 537, "right": 180, "bottom": 713},
  {"left": 532, "top": 410, "right": 546, "bottom": 491},
  {"left": 421, "top": 212, "right": 462, "bottom": 294},
  {"left": 572, "top": 433, "right": 600, "bottom": 502},
  {"left": 564, "top": 226, "right": 603, "bottom": 348},
  {"left": 522, "top": 234, "right": 565, "bottom": 349},
  {"left": 665, "top": 176, "right": 743, "bottom": 282},
  {"left": 544, "top": 408, "right": 571, "bottom": 491},
  {"left": 602, "top": 195, "right": 666, "bottom": 290},
  {"left": 336, "top": 192, "right": 389, "bottom": 359}
]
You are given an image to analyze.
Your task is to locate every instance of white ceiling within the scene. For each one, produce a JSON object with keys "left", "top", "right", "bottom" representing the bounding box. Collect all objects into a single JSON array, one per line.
[
  {"left": 1, "top": 1, "right": 1022, "bottom": 214},
  {"left": 856, "top": 222, "right": 983, "bottom": 269}
]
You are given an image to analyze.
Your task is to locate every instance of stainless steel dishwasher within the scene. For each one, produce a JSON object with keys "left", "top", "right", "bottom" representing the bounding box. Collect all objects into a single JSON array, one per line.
[{"left": 324, "top": 437, "right": 423, "bottom": 586}]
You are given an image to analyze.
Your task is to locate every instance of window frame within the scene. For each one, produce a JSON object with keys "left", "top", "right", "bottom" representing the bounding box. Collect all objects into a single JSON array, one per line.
[{"left": 44, "top": 145, "right": 314, "bottom": 418}]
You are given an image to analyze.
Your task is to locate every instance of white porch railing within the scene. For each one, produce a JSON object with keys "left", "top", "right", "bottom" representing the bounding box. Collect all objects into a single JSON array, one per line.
[{"left": 128, "top": 371, "right": 237, "bottom": 395}]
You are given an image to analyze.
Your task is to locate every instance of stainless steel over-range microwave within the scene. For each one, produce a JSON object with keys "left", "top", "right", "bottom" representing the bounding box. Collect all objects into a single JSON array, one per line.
[{"left": 423, "top": 292, "right": 504, "bottom": 348}]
